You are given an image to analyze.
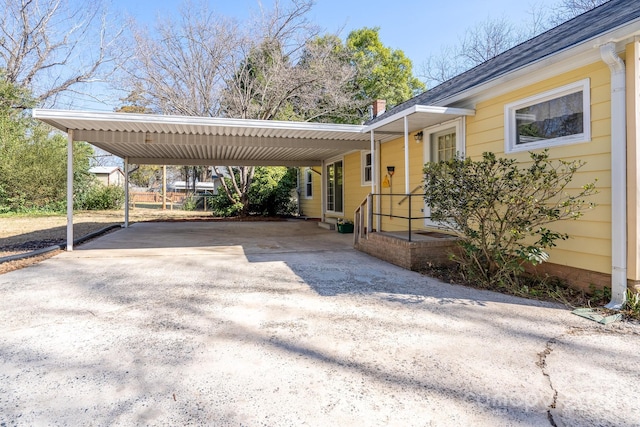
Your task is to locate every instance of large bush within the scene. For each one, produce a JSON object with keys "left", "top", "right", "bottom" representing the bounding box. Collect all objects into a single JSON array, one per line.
[
  {"left": 76, "top": 184, "right": 125, "bottom": 210},
  {"left": 209, "top": 167, "right": 297, "bottom": 217},
  {"left": 423, "top": 150, "right": 597, "bottom": 287},
  {"left": 248, "top": 167, "right": 297, "bottom": 216}
]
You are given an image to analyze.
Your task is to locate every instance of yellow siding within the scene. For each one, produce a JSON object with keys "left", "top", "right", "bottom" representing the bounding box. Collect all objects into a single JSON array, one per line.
[
  {"left": 342, "top": 152, "right": 370, "bottom": 222},
  {"left": 465, "top": 61, "right": 613, "bottom": 274},
  {"left": 378, "top": 134, "right": 427, "bottom": 232},
  {"left": 299, "top": 167, "right": 321, "bottom": 218},
  {"left": 626, "top": 41, "right": 640, "bottom": 282}
]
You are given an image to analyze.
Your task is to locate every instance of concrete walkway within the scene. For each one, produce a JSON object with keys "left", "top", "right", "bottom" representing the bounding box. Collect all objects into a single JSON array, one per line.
[{"left": 0, "top": 220, "right": 638, "bottom": 426}]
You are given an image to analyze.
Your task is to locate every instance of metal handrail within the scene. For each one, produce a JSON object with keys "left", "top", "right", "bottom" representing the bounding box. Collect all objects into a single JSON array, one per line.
[
  {"left": 397, "top": 186, "right": 423, "bottom": 206},
  {"left": 370, "top": 192, "right": 430, "bottom": 242}
]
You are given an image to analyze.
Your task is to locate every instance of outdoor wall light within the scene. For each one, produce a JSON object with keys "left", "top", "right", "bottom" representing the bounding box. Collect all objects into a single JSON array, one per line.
[
  {"left": 387, "top": 166, "right": 395, "bottom": 176},
  {"left": 414, "top": 131, "right": 423, "bottom": 142}
]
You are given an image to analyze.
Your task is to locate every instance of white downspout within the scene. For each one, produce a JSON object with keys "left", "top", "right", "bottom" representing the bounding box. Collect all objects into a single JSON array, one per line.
[
  {"left": 66, "top": 129, "right": 74, "bottom": 251},
  {"left": 601, "top": 42, "right": 627, "bottom": 309}
]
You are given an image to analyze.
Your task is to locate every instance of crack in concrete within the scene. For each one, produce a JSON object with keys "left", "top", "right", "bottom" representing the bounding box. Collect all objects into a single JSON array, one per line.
[{"left": 537, "top": 337, "right": 559, "bottom": 427}]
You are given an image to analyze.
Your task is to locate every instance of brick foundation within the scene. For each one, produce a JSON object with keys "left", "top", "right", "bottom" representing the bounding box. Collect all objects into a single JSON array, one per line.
[
  {"left": 355, "top": 232, "right": 459, "bottom": 271},
  {"left": 356, "top": 232, "right": 639, "bottom": 294}
]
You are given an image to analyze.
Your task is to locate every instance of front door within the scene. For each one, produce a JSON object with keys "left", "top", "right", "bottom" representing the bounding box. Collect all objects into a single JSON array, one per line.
[{"left": 423, "top": 120, "right": 463, "bottom": 227}]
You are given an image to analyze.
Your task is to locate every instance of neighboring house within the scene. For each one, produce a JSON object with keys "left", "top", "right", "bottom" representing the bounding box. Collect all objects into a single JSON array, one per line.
[
  {"left": 300, "top": 0, "right": 640, "bottom": 301},
  {"left": 170, "top": 180, "right": 219, "bottom": 194},
  {"left": 89, "top": 166, "right": 124, "bottom": 186}
]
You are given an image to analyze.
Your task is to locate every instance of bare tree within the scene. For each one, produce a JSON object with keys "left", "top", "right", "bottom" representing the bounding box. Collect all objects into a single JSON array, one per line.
[
  {"left": 0, "top": 0, "right": 127, "bottom": 107},
  {"left": 129, "top": 3, "right": 238, "bottom": 117},
  {"left": 130, "top": 0, "right": 361, "bottom": 215},
  {"left": 420, "top": 16, "right": 523, "bottom": 89},
  {"left": 460, "top": 16, "right": 521, "bottom": 65},
  {"left": 549, "top": 0, "right": 608, "bottom": 26},
  {"left": 419, "top": 0, "right": 607, "bottom": 88}
]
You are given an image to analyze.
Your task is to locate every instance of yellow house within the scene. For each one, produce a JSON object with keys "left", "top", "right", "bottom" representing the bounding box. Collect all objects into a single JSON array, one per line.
[
  {"left": 300, "top": 0, "right": 640, "bottom": 308},
  {"left": 33, "top": 0, "right": 639, "bottom": 310}
]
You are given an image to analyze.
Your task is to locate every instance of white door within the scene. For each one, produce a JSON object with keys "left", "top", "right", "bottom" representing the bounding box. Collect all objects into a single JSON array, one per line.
[{"left": 423, "top": 120, "right": 464, "bottom": 227}]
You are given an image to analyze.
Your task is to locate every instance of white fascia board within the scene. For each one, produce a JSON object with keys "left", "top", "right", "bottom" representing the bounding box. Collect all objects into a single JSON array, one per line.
[
  {"left": 128, "top": 157, "right": 322, "bottom": 167},
  {"left": 32, "top": 109, "right": 367, "bottom": 135},
  {"left": 362, "top": 105, "right": 475, "bottom": 133},
  {"left": 434, "top": 22, "right": 640, "bottom": 108}
]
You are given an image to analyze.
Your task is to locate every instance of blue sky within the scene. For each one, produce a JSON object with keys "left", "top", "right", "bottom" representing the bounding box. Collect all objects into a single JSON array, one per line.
[{"left": 113, "top": 0, "right": 549, "bottom": 68}]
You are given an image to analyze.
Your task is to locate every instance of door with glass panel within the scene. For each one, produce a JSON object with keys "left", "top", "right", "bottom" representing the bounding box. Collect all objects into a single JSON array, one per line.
[
  {"left": 424, "top": 125, "right": 458, "bottom": 227},
  {"left": 326, "top": 160, "right": 343, "bottom": 213}
]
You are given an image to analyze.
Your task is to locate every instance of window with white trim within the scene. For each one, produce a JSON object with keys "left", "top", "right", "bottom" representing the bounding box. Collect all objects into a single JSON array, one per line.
[
  {"left": 304, "top": 168, "right": 313, "bottom": 199},
  {"left": 505, "top": 79, "right": 590, "bottom": 153},
  {"left": 326, "top": 160, "right": 343, "bottom": 213},
  {"left": 361, "top": 151, "right": 372, "bottom": 186}
]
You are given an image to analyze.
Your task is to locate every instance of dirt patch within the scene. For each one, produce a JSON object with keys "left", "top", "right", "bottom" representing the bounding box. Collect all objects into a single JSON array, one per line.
[
  {"left": 0, "top": 208, "right": 215, "bottom": 273},
  {"left": 0, "top": 209, "right": 293, "bottom": 274}
]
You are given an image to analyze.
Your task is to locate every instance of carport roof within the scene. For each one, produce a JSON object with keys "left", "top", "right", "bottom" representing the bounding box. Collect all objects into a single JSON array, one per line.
[{"left": 32, "top": 107, "right": 474, "bottom": 166}]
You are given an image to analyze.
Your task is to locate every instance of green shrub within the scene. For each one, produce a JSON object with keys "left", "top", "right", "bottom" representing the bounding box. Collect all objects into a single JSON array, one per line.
[
  {"left": 182, "top": 194, "right": 199, "bottom": 211},
  {"left": 77, "top": 184, "right": 125, "bottom": 210},
  {"left": 208, "top": 189, "right": 244, "bottom": 217},
  {"left": 624, "top": 289, "right": 640, "bottom": 318},
  {"left": 210, "top": 167, "right": 297, "bottom": 217},
  {"left": 248, "top": 167, "right": 297, "bottom": 216},
  {"left": 423, "top": 150, "right": 597, "bottom": 288}
]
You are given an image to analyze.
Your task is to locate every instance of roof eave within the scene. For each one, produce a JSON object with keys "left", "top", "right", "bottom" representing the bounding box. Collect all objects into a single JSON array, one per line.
[
  {"left": 433, "top": 21, "right": 640, "bottom": 108},
  {"left": 362, "top": 105, "right": 475, "bottom": 135}
]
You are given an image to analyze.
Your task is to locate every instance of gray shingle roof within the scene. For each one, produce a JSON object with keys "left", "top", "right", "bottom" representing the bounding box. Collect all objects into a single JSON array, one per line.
[{"left": 368, "top": 0, "right": 640, "bottom": 125}]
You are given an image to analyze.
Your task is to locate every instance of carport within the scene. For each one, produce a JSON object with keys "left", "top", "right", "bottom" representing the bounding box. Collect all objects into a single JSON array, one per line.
[{"left": 32, "top": 107, "right": 474, "bottom": 250}]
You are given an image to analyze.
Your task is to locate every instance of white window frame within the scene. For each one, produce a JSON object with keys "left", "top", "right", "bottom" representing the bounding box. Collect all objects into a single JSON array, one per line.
[
  {"left": 325, "top": 157, "right": 344, "bottom": 215},
  {"left": 423, "top": 119, "right": 465, "bottom": 163},
  {"left": 303, "top": 168, "right": 313, "bottom": 199},
  {"left": 424, "top": 118, "right": 465, "bottom": 228},
  {"left": 504, "top": 78, "right": 591, "bottom": 154},
  {"left": 361, "top": 151, "right": 372, "bottom": 186}
]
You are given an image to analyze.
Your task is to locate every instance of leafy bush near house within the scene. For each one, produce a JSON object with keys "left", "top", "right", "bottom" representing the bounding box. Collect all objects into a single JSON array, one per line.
[
  {"left": 423, "top": 150, "right": 597, "bottom": 288},
  {"left": 76, "top": 184, "right": 125, "bottom": 210},
  {"left": 208, "top": 181, "right": 244, "bottom": 217},
  {"left": 248, "top": 167, "right": 297, "bottom": 216},
  {"left": 209, "top": 167, "right": 297, "bottom": 217}
]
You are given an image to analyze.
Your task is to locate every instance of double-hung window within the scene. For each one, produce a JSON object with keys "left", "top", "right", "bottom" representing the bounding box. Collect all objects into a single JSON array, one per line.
[
  {"left": 361, "top": 151, "right": 372, "bottom": 186},
  {"left": 304, "top": 168, "right": 313, "bottom": 199}
]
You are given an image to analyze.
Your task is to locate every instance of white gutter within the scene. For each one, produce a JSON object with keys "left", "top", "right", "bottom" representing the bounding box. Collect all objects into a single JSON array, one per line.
[
  {"left": 33, "top": 108, "right": 368, "bottom": 134},
  {"left": 362, "top": 105, "right": 474, "bottom": 133},
  {"left": 600, "top": 42, "right": 628, "bottom": 309}
]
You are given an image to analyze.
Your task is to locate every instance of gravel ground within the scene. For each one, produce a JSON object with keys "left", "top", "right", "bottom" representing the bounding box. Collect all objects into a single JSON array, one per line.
[{"left": 0, "top": 221, "right": 638, "bottom": 426}]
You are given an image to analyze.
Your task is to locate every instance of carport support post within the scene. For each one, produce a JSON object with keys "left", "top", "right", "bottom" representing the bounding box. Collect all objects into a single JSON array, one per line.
[
  {"left": 404, "top": 116, "right": 410, "bottom": 194},
  {"left": 320, "top": 159, "right": 326, "bottom": 222},
  {"left": 66, "top": 129, "right": 74, "bottom": 251},
  {"left": 124, "top": 157, "right": 129, "bottom": 228}
]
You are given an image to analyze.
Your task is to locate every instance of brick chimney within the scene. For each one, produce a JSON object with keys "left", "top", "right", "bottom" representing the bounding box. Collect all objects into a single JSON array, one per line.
[{"left": 372, "top": 99, "right": 386, "bottom": 118}]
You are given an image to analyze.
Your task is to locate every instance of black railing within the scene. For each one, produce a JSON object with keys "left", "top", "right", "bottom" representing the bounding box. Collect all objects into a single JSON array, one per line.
[{"left": 371, "top": 192, "right": 430, "bottom": 242}]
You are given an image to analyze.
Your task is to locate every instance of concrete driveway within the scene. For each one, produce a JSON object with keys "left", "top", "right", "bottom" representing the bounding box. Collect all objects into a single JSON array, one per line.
[{"left": 0, "top": 220, "right": 638, "bottom": 426}]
